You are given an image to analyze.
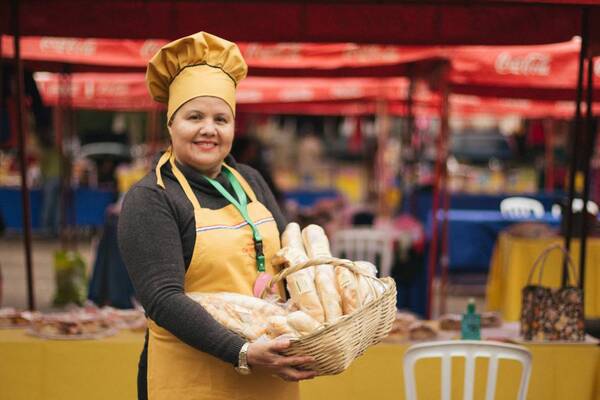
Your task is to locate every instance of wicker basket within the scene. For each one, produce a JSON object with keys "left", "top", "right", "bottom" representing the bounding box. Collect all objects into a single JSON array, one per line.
[{"left": 264, "top": 256, "right": 397, "bottom": 376}]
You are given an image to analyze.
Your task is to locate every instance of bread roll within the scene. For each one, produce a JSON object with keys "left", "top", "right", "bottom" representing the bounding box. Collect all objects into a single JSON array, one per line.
[
  {"left": 302, "top": 225, "right": 343, "bottom": 323},
  {"left": 213, "top": 292, "right": 286, "bottom": 318},
  {"left": 408, "top": 321, "right": 438, "bottom": 341},
  {"left": 354, "top": 261, "right": 385, "bottom": 297},
  {"left": 286, "top": 311, "right": 322, "bottom": 336},
  {"left": 266, "top": 316, "right": 298, "bottom": 339},
  {"left": 201, "top": 302, "right": 265, "bottom": 341},
  {"left": 354, "top": 261, "right": 378, "bottom": 277},
  {"left": 335, "top": 265, "right": 361, "bottom": 314}
]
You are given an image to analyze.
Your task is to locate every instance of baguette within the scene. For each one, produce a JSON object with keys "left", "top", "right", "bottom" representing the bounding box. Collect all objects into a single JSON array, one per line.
[
  {"left": 335, "top": 265, "right": 361, "bottom": 314},
  {"left": 274, "top": 223, "right": 325, "bottom": 323},
  {"left": 302, "top": 225, "right": 343, "bottom": 323}
]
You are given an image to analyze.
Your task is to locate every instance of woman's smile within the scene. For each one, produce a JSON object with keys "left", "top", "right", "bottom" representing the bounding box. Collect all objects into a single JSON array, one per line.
[{"left": 193, "top": 139, "right": 219, "bottom": 151}]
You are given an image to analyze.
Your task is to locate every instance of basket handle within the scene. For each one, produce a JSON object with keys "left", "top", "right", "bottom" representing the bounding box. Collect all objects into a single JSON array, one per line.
[
  {"left": 526, "top": 243, "right": 579, "bottom": 287},
  {"left": 261, "top": 256, "right": 386, "bottom": 299}
]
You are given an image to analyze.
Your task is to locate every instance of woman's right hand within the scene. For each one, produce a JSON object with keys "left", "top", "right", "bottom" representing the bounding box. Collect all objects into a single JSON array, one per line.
[{"left": 246, "top": 339, "right": 317, "bottom": 381}]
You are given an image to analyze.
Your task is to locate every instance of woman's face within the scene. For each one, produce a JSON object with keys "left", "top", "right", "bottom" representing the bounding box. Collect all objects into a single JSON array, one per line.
[{"left": 168, "top": 96, "right": 234, "bottom": 178}]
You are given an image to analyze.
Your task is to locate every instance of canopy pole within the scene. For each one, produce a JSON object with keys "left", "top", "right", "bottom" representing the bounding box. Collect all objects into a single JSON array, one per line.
[
  {"left": 563, "top": 9, "right": 588, "bottom": 285},
  {"left": 544, "top": 119, "right": 555, "bottom": 193},
  {"left": 406, "top": 72, "right": 418, "bottom": 217},
  {"left": 12, "top": 0, "right": 35, "bottom": 310},
  {"left": 375, "top": 99, "right": 390, "bottom": 217},
  {"left": 438, "top": 63, "right": 451, "bottom": 317},
  {"left": 579, "top": 53, "right": 596, "bottom": 294}
]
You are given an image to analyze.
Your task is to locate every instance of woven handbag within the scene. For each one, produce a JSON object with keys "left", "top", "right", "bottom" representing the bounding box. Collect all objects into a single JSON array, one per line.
[
  {"left": 264, "top": 256, "right": 397, "bottom": 375},
  {"left": 520, "top": 244, "right": 585, "bottom": 341}
]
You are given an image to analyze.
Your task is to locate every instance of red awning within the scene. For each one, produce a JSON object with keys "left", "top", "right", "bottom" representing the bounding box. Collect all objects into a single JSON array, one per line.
[
  {"left": 1, "top": 36, "right": 442, "bottom": 75},
  {"left": 447, "top": 39, "right": 600, "bottom": 100},
  {"left": 1, "top": 1, "right": 599, "bottom": 48},
  {"left": 34, "top": 72, "right": 599, "bottom": 118}
]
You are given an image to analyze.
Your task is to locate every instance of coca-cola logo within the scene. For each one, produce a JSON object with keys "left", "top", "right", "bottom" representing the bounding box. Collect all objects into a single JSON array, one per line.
[
  {"left": 242, "top": 43, "right": 302, "bottom": 60},
  {"left": 330, "top": 86, "right": 363, "bottom": 99},
  {"left": 236, "top": 90, "right": 263, "bottom": 103},
  {"left": 39, "top": 37, "right": 96, "bottom": 56},
  {"left": 278, "top": 88, "right": 314, "bottom": 102},
  {"left": 495, "top": 52, "right": 551, "bottom": 76},
  {"left": 342, "top": 45, "right": 398, "bottom": 62},
  {"left": 140, "top": 40, "right": 165, "bottom": 60}
]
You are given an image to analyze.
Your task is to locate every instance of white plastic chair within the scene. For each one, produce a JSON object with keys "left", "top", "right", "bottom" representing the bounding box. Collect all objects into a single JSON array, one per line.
[
  {"left": 500, "top": 197, "right": 544, "bottom": 219},
  {"left": 551, "top": 198, "right": 599, "bottom": 218},
  {"left": 403, "top": 340, "right": 532, "bottom": 400},
  {"left": 331, "top": 228, "right": 394, "bottom": 277}
]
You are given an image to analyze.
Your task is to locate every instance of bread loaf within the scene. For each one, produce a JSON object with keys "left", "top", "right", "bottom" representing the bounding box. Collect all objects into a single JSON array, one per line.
[
  {"left": 302, "top": 225, "right": 343, "bottom": 323},
  {"left": 335, "top": 265, "right": 361, "bottom": 314},
  {"left": 286, "top": 310, "right": 322, "bottom": 336},
  {"left": 266, "top": 315, "right": 298, "bottom": 339}
]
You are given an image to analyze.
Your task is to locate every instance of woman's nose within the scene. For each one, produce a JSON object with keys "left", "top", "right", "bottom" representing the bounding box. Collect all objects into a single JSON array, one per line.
[{"left": 199, "top": 120, "right": 217, "bottom": 135}]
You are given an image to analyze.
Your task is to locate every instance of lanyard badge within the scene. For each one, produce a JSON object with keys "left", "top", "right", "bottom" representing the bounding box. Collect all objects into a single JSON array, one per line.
[{"left": 204, "top": 169, "right": 266, "bottom": 273}]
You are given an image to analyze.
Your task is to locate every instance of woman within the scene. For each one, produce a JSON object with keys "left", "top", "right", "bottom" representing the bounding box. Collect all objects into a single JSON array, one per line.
[{"left": 118, "top": 32, "right": 315, "bottom": 400}]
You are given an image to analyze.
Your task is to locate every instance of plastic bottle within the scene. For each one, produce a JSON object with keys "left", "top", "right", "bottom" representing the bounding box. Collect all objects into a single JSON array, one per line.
[{"left": 461, "top": 298, "right": 481, "bottom": 340}]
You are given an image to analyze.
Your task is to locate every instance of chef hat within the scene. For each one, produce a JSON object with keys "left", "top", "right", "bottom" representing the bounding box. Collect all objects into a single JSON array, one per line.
[{"left": 146, "top": 31, "right": 247, "bottom": 121}]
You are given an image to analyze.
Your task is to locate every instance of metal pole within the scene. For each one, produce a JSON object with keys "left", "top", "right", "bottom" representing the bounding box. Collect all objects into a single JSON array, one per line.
[
  {"left": 0, "top": 34, "right": 4, "bottom": 142},
  {"left": 544, "top": 120, "right": 555, "bottom": 193},
  {"left": 12, "top": 0, "right": 35, "bottom": 310},
  {"left": 425, "top": 68, "right": 448, "bottom": 319},
  {"left": 579, "top": 54, "right": 595, "bottom": 295},
  {"left": 563, "top": 10, "right": 588, "bottom": 286},
  {"left": 438, "top": 64, "right": 451, "bottom": 316}
]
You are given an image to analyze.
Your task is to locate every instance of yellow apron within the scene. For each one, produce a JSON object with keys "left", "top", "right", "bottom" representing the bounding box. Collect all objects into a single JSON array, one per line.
[{"left": 148, "top": 153, "right": 299, "bottom": 400}]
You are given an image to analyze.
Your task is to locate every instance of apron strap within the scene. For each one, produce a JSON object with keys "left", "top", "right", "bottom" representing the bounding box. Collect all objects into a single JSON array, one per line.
[
  {"left": 169, "top": 155, "right": 203, "bottom": 212},
  {"left": 155, "top": 147, "right": 172, "bottom": 189},
  {"left": 223, "top": 163, "right": 258, "bottom": 203}
]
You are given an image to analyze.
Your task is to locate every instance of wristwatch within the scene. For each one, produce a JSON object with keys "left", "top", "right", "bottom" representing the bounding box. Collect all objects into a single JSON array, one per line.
[{"left": 234, "top": 342, "right": 252, "bottom": 375}]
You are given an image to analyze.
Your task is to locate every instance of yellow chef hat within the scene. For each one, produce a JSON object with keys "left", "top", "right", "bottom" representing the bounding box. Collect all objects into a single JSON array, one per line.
[{"left": 146, "top": 32, "right": 247, "bottom": 121}]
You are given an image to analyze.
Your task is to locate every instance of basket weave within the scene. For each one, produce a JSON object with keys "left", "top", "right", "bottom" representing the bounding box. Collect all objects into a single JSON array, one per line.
[{"left": 265, "top": 256, "right": 397, "bottom": 376}]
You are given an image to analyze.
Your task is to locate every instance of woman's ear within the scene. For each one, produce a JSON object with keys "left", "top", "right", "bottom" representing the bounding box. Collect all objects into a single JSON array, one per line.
[{"left": 167, "top": 120, "right": 173, "bottom": 137}]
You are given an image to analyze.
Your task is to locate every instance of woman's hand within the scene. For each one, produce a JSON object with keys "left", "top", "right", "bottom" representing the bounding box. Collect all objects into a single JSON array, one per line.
[{"left": 246, "top": 339, "right": 317, "bottom": 381}]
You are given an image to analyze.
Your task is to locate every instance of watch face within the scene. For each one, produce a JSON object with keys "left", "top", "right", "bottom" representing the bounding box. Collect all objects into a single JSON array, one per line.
[{"left": 235, "top": 366, "right": 251, "bottom": 375}]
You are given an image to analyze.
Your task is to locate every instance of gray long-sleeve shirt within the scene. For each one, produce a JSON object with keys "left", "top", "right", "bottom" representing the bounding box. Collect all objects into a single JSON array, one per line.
[{"left": 118, "top": 154, "right": 287, "bottom": 380}]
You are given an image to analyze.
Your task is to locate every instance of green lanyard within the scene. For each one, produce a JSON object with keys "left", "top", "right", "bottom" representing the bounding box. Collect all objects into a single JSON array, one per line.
[{"left": 204, "top": 168, "right": 266, "bottom": 272}]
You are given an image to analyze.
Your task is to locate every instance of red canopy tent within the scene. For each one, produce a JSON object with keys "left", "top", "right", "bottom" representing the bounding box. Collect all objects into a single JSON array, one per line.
[
  {"left": 447, "top": 39, "right": 600, "bottom": 100},
  {"left": 1, "top": 1, "right": 599, "bottom": 49},
  {"left": 1, "top": 35, "right": 442, "bottom": 76},
  {"left": 3, "top": 0, "right": 599, "bottom": 314}
]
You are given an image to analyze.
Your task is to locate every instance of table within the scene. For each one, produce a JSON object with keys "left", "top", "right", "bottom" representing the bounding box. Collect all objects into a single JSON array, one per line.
[
  {"left": 1, "top": 329, "right": 598, "bottom": 400},
  {"left": 410, "top": 191, "right": 561, "bottom": 224},
  {"left": 0, "top": 186, "right": 116, "bottom": 231},
  {"left": 427, "top": 210, "right": 560, "bottom": 271},
  {"left": 487, "top": 233, "right": 600, "bottom": 321}
]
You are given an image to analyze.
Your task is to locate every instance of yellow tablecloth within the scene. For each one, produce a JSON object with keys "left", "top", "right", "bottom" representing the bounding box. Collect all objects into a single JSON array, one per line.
[
  {"left": 1, "top": 329, "right": 598, "bottom": 400},
  {"left": 487, "top": 234, "right": 600, "bottom": 322}
]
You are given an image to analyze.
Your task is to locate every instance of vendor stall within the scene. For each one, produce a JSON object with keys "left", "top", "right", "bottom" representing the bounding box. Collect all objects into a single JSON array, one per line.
[
  {"left": 487, "top": 233, "right": 600, "bottom": 321},
  {"left": 0, "top": 328, "right": 597, "bottom": 400}
]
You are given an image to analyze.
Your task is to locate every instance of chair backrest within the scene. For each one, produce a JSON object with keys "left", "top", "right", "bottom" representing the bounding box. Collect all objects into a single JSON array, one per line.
[
  {"left": 331, "top": 228, "right": 394, "bottom": 277},
  {"left": 403, "top": 340, "right": 532, "bottom": 400},
  {"left": 551, "top": 198, "right": 599, "bottom": 218},
  {"left": 500, "top": 197, "right": 544, "bottom": 219}
]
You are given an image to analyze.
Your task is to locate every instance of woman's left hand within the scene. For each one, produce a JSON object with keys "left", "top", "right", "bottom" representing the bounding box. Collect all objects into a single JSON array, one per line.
[{"left": 246, "top": 339, "right": 317, "bottom": 381}]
